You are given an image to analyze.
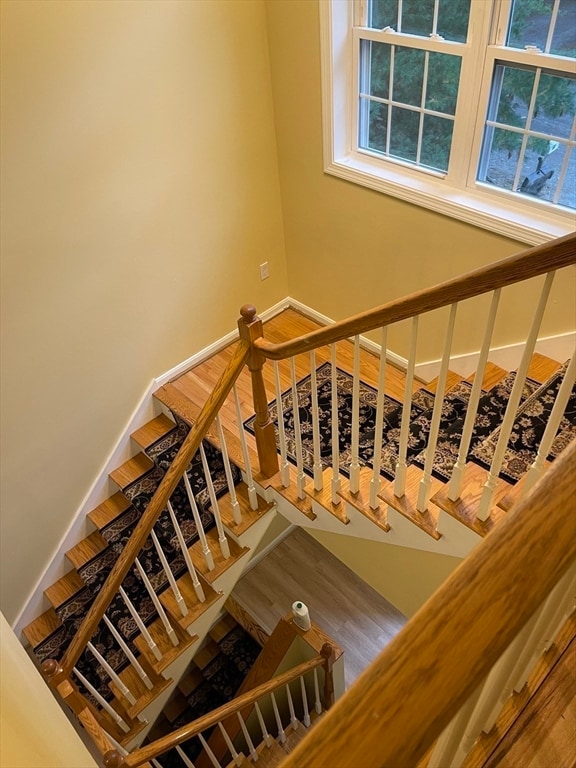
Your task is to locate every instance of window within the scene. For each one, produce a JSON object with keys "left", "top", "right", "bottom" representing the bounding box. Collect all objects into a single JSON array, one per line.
[{"left": 320, "top": 0, "right": 576, "bottom": 243}]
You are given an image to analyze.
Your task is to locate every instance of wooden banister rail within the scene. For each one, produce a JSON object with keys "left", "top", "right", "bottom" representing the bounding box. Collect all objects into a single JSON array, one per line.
[
  {"left": 117, "top": 654, "right": 330, "bottom": 767},
  {"left": 253, "top": 232, "right": 576, "bottom": 360},
  {"left": 55, "top": 340, "right": 250, "bottom": 676},
  {"left": 280, "top": 440, "right": 576, "bottom": 768}
]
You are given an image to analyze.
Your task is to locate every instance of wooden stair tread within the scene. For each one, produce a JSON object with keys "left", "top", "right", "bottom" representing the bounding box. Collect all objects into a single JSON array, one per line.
[
  {"left": 190, "top": 528, "right": 250, "bottom": 585},
  {"left": 466, "top": 361, "right": 508, "bottom": 391},
  {"left": 224, "top": 595, "right": 270, "bottom": 648},
  {"left": 218, "top": 482, "right": 275, "bottom": 537},
  {"left": 338, "top": 466, "right": 390, "bottom": 532},
  {"left": 527, "top": 352, "right": 563, "bottom": 383},
  {"left": 306, "top": 468, "right": 350, "bottom": 525},
  {"left": 179, "top": 665, "right": 205, "bottom": 697},
  {"left": 23, "top": 607, "right": 62, "bottom": 649},
  {"left": 111, "top": 666, "right": 172, "bottom": 719},
  {"left": 66, "top": 530, "right": 108, "bottom": 569},
  {"left": 258, "top": 466, "right": 317, "bottom": 521},
  {"left": 109, "top": 452, "right": 154, "bottom": 490},
  {"left": 131, "top": 413, "right": 176, "bottom": 451},
  {"left": 159, "top": 572, "right": 222, "bottom": 631},
  {"left": 44, "top": 570, "right": 86, "bottom": 609},
  {"left": 88, "top": 491, "right": 133, "bottom": 530},
  {"left": 163, "top": 689, "right": 190, "bottom": 723},
  {"left": 209, "top": 613, "right": 238, "bottom": 644},
  {"left": 424, "top": 370, "right": 463, "bottom": 395},
  {"left": 194, "top": 638, "right": 220, "bottom": 671},
  {"left": 133, "top": 616, "right": 198, "bottom": 676},
  {"left": 379, "top": 465, "right": 442, "bottom": 540}
]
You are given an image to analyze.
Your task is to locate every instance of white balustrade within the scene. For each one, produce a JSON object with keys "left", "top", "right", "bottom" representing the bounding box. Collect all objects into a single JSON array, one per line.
[
  {"left": 476, "top": 272, "right": 555, "bottom": 520},
  {"left": 119, "top": 586, "right": 162, "bottom": 662},
  {"left": 290, "top": 357, "right": 307, "bottom": 499},
  {"left": 166, "top": 500, "right": 205, "bottom": 603},
  {"left": 176, "top": 744, "right": 196, "bottom": 768},
  {"left": 313, "top": 668, "right": 322, "bottom": 715},
  {"left": 233, "top": 385, "right": 259, "bottom": 508},
  {"left": 216, "top": 415, "right": 242, "bottom": 525},
  {"left": 273, "top": 362, "right": 291, "bottom": 489},
  {"left": 286, "top": 682, "right": 298, "bottom": 730},
  {"left": 417, "top": 303, "right": 457, "bottom": 513},
  {"left": 310, "top": 350, "right": 324, "bottom": 491},
  {"left": 255, "top": 700, "right": 274, "bottom": 747},
  {"left": 330, "top": 344, "right": 342, "bottom": 505},
  {"left": 394, "top": 315, "right": 419, "bottom": 497},
  {"left": 199, "top": 442, "right": 231, "bottom": 560},
  {"left": 183, "top": 471, "right": 215, "bottom": 571},
  {"left": 86, "top": 641, "right": 137, "bottom": 706},
  {"left": 198, "top": 732, "right": 222, "bottom": 768},
  {"left": 370, "top": 326, "right": 388, "bottom": 510},
  {"left": 134, "top": 558, "right": 179, "bottom": 647},
  {"left": 217, "top": 721, "right": 243, "bottom": 767},
  {"left": 150, "top": 529, "right": 188, "bottom": 617},
  {"left": 102, "top": 614, "right": 153, "bottom": 690},
  {"left": 271, "top": 690, "right": 286, "bottom": 743},
  {"left": 102, "top": 729, "right": 129, "bottom": 757},
  {"left": 538, "top": 564, "right": 576, "bottom": 654},
  {"left": 300, "top": 674, "right": 311, "bottom": 727},
  {"left": 237, "top": 711, "right": 258, "bottom": 761},
  {"left": 427, "top": 685, "right": 483, "bottom": 768},
  {"left": 349, "top": 335, "right": 361, "bottom": 494},
  {"left": 72, "top": 666, "right": 130, "bottom": 733}
]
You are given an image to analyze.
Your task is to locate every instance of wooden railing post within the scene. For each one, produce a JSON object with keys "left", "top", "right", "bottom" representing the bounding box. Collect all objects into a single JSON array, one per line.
[
  {"left": 103, "top": 751, "right": 125, "bottom": 768},
  {"left": 321, "top": 642, "right": 335, "bottom": 710},
  {"left": 238, "top": 304, "right": 279, "bottom": 477}
]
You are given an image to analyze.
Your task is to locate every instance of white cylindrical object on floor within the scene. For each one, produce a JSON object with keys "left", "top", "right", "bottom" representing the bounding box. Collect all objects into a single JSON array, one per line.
[{"left": 292, "top": 600, "right": 311, "bottom": 630}]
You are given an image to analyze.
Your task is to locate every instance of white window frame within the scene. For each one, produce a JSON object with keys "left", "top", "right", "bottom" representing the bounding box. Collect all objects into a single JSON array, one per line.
[{"left": 320, "top": 0, "right": 576, "bottom": 245}]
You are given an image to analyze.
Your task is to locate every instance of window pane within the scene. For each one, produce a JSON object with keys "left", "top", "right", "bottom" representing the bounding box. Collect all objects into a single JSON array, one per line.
[
  {"left": 360, "top": 100, "right": 389, "bottom": 154},
  {"left": 420, "top": 115, "right": 454, "bottom": 171},
  {"left": 532, "top": 73, "right": 576, "bottom": 139},
  {"left": 518, "top": 136, "right": 564, "bottom": 202},
  {"left": 481, "top": 127, "right": 520, "bottom": 190},
  {"left": 361, "top": 40, "right": 391, "bottom": 99},
  {"left": 437, "top": 0, "right": 471, "bottom": 43},
  {"left": 393, "top": 47, "right": 425, "bottom": 106},
  {"left": 550, "top": 0, "right": 576, "bottom": 56},
  {"left": 494, "top": 66, "right": 536, "bottom": 130},
  {"left": 558, "top": 150, "right": 576, "bottom": 208},
  {"left": 369, "top": 0, "right": 398, "bottom": 30},
  {"left": 425, "top": 53, "right": 462, "bottom": 115},
  {"left": 401, "top": 0, "right": 435, "bottom": 37},
  {"left": 508, "top": 0, "right": 555, "bottom": 51},
  {"left": 389, "top": 107, "right": 420, "bottom": 162}
]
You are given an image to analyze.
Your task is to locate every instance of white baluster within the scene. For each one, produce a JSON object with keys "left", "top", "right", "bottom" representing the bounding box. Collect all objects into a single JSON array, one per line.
[
  {"left": 86, "top": 641, "right": 137, "bottom": 706},
  {"left": 151, "top": 761, "right": 164, "bottom": 768},
  {"left": 72, "top": 667, "right": 130, "bottom": 733},
  {"left": 255, "top": 701, "right": 274, "bottom": 747},
  {"left": 394, "top": 315, "right": 419, "bottom": 497},
  {"left": 521, "top": 352, "right": 576, "bottom": 499},
  {"left": 166, "top": 501, "right": 205, "bottom": 603},
  {"left": 150, "top": 529, "right": 188, "bottom": 617},
  {"left": 199, "top": 442, "right": 231, "bottom": 560},
  {"left": 290, "top": 357, "right": 306, "bottom": 499},
  {"left": 300, "top": 675, "right": 311, "bottom": 727},
  {"left": 370, "top": 327, "right": 388, "bottom": 509},
  {"left": 237, "top": 712, "right": 258, "bottom": 761},
  {"left": 349, "top": 335, "right": 361, "bottom": 494},
  {"left": 134, "top": 558, "right": 179, "bottom": 647},
  {"left": 217, "top": 721, "right": 244, "bottom": 766},
  {"left": 448, "top": 289, "right": 501, "bottom": 501},
  {"left": 119, "top": 586, "right": 162, "bottom": 662},
  {"left": 538, "top": 563, "right": 576, "bottom": 654},
  {"left": 477, "top": 272, "right": 555, "bottom": 520},
  {"left": 273, "top": 362, "right": 291, "bottom": 488},
  {"left": 428, "top": 685, "right": 483, "bottom": 768},
  {"left": 198, "top": 732, "right": 222, "bottom": 768},
  {"left": 271, "top": 690, "right": 286, "bottom": 743},
  {"left": 233, "top": 385, "right": 259, "bottom": 508},
  {"left": 101, "top": 729, "right": 129, "bottom": 756},
  {"left": 310, "top": 351, "right": 324, "bottom": 491},
  {"left": 330, "top": 344, "right": 342, "bottom": 505},
  {"left": 286, "top": 683, "right": 298, "bottom": 730},
  {"left": 313, "top": 668, "right": 322, "bottom": 715},
  {"left": 102, "top": 615, "right": 153, "bottom": 690},
  {"left": 216, "top": 415, "right": 242, "bottom": 525},
  {"left": 183, "top": 471, "right": 215, "bottom": 571},
  {"left": 176, "top": 744, "right": 196, "bottom": 768},
  {"left": 417, "top": 303, "right": 458, "bottom": 512}
]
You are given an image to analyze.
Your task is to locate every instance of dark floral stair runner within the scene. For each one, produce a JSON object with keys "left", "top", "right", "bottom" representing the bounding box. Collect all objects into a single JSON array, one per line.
[{"left": 32, "top": 417, "right": 242, "bottom": 705}]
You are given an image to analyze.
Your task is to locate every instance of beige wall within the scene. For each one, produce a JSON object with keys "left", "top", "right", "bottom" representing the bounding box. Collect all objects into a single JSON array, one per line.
[
  {"left": 264, "top": 0, "right": 575, "bottom": 361},
  {"left": 0, "top": 611, "right": 98, "bottom": 767},
  {"left": 0, "top": 0, "right": 288, "bottom": 622}
]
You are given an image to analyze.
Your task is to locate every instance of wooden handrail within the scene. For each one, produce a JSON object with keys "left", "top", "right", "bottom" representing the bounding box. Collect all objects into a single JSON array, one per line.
[
  {"left": 279, "top": 440, "right": 576, "bottom": 768},
  {"left": 119, "top": 654, "right": 329, "bottom": 767},
  {"left": 57, "top": 340, "right": 250, "bottom": 676},
  {"left": 254, "top": 232, "right": 576, "bottom": 360}
]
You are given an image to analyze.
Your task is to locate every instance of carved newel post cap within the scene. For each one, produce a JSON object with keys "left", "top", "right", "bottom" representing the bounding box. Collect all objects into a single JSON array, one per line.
[
  {"left": 41, "top": 659, "right": 61, "bottom": 679},
  {"left": 321, "top": 642, "right": 333, "bottom": 660},
  {"left": 103, "top": 749, "right": 125, "bottom": 767},
  {"left": 240, "top": 304, "right": 258, "bottom": 324}
]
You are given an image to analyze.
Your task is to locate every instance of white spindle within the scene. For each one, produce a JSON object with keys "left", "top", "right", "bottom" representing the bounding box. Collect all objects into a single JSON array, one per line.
[
  {"left": 237, "top": 711, "right": 258, "bottom": 761},
  {"left": 273, "top": 362, "right": 291, "bottom": 488},
  {"left": 102, "top": 615, "right": 153, "bottom": 690},
  {"left": 255, "top": 701, "right": 274, "bottom": 747},
  {"left": 521, "top": 352, "right": 576, "bottom": 499},
  {"left": 72, "top": 667, "right": 130, "bottom": 733},
  {"left": 476, "top": 271, "right": 555, "bottom": 520},
  {"left": 216, "top": 415, "right": 242, "bottom": 525},
  {"left": 330, "top": 344, "right": 342, "bottom": 505},
  {"left": 233, "top": 385, "right": 259, "bottom": 508},
  {"left": 176, "top": 745, "right": 196, "bottom": 768},
  {"left": 370, "top": 327, "right": 388, "bottom": 509},
  {"left": 86, "top": 641, "right": 137, "bottom": 706},
  {"left": 151, "top": 761, "right": 164, "bottom": 768},
  {"left": 119, "top": 586, "right": 162, "bottom": 661},
  {"left": 448, "top": 289, "right": 501, "bottom": 501},
  {"left": 166, "top": 501, "right": 205, "bottom": 603},
  {"left": 102, "top": 729, "right": 129, "bottom": 757},
  {"left": 310, "top": 351, "right": 324, "bottom": 491},
  {"left": 271, "top": 690, "right": 286, "bottom": 743},
  {"left": 538, "top": 564, "right": 576, "bottom": 654},
  {"left": 394, "top": 315, "right": 419, "bottom": 497},
  {"left": 199, "top": 442, "right": 230, "bottom": 560},
  {"left": 134, "top": 558, "right": 179, "bottom": 647},
  {"left": 150, "top": 530, "right": 188, "bottom": 617},
  {"left": 183, "top": 471, "right": 215, "bottom": 571},
  {"left": 427, "top": 686, "right": 483, "bottom": 768},
  {"left": 417, "top": 303, "right": 457, "bottom": 512},
  {"left": 313, "top": 668, "right": 322, "bottom": 714},
  {"left": 286, "top": 683, "right": 298, "bottom": 730},
  {"left": 290, "top": 357, "right": 306, "bottom": 499},
  {"left": 198, "top": 732, "right": 222, "bottom": 768},
  {"left": 349, "top": 335, "right": 361, "bottom": 494},
  {"left": 217, "top": 721, "right": 243, "bottom": 767},
  {"left": 300, "top": 675, "right": 311, "bottom": 727}
]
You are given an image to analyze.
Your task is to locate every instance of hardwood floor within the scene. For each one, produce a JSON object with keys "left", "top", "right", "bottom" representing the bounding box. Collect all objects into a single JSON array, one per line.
[{"left": 232, "top": 527, "right": 407, "bottom": 688}]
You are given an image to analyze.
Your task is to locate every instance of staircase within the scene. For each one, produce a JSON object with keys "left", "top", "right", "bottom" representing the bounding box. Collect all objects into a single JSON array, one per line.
[{"left": 15, "top": 233, "right": 576, "bottom": 768}]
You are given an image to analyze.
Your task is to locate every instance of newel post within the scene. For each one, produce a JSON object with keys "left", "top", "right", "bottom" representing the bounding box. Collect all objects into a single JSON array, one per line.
[
  {"left": 321, "top": 642, "right": 336, "bottom": 710},
  {"left": 238, "top": 305, "right": 279, "bottom": 478},
  {"left": 103, "top": 751, "right": 125, "bottom": 767}
]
